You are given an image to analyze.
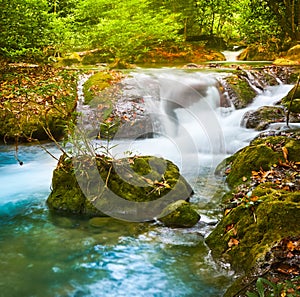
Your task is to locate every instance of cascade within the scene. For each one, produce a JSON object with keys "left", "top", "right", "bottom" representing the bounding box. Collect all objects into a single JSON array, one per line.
[{"left": 0, "top": 67, "right": 295, "bottom": 297}]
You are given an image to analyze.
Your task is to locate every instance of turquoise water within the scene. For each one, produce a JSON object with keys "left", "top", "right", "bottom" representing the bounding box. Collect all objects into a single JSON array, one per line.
[{"left": 0, "top": 144, "right": 233, "bottom": 297}]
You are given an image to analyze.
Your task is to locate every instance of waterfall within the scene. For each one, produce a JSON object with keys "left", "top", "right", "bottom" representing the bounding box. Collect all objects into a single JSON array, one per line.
[
  {"left": 107, "top": 68, "right": 294, "bottom": 183},
  {"left": 221, "top": 49, "right": 243, "bottom": 62},
  {"left": 0, "top": 67, "right": 296, "bottom": 297}
]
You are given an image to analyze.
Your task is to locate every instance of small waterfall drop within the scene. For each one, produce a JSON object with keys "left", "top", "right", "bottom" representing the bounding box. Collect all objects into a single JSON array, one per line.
[
  {"left": 110, "top": 68, "right": 294, "bottom": 182},
  {"left": 222, "top": 49, "right": 243, "bottom": 62}
]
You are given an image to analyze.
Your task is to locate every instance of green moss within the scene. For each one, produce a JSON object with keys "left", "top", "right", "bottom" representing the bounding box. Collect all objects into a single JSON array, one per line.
[
  {"left": 56, "top": 53, "right": 82, "bottom": 67},
  {"left": 226, "top": 144, "right": 280, "bottom": 188},
  {"left": 208, "top": 134, "right": 300, "bottom": 273},
  {"left": 206, "top": 198, "right": 300, "bottom": 272},
  {"left": 281, "top": 83, "right": 300, "bottom": 113},
  {"left": 225, "top": 136, "right": 300, "bottom": 188},
  {"left": 158, "top": 200, "right": 200, "bottom": 228},
  {"left": 238, "top": 45, "right": 277, "bottom": 61},
  {"left": 225, "top": 74, "right": 257, "bottom": 108},
  {"left": 243, "top": 106, "right": 285, "bottom": 130},
  {"left": 47, "top": 154, "right": 193, "bottom": 221},
  {"left": 83, "top": 71, "right": 113, "bottom": 105}
]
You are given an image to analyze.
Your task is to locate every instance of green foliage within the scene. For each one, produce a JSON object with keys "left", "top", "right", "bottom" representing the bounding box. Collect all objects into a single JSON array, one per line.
[
  {"left": 0, "top": 0, "right": 51, "bottom": 61},
  {"left": 0, "top": 0, "right": 298, "bottom": 63},
  {"left": 73, "top": 0, "right": 182, "bottom": 62},
  {"left": 246, "top": 277, "right": 283, "bottom": 297}
]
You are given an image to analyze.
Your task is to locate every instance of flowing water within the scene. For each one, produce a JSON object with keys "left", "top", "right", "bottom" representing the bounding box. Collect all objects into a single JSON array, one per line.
[{"left": 0, "top": 68, "right": 294, "bottom": 297}]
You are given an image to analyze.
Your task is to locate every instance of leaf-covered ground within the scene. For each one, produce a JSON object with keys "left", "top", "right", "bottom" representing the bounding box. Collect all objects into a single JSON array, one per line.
[{"left": 0, "top": 63, "right": 78, "bottom": 143}]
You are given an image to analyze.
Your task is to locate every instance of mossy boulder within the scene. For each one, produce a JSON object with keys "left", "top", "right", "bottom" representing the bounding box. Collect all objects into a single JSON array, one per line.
[
  {"left": 237, "top": 45, "right": 277, "bottom": 61},
  {"left": 158, "top": 200, "right": 200, "bottom": 228},
  {"left": 206, "top": 186, "right": 300, "bottom": 272},
  {"left": 57, "top": 53, "right": 82, "bottom": 66},
  {"left": 223, "top": 136, "right": 300, "bottom": 188},
  {"left": 280, "top": 82, "right": 300, "bottom": 113},
  {"left": 224, "top": 74, "right": 257, "bottom": 109},
  {"left": 241, "top": 106, "right": 286, "bottom": 130},
  {"left": 274, "top": 45, "right": 300, "bottom": 65},
  {"left": 47, "top": 154, "right": 195, "bottom": 225},
  {"left": 83, "top": 71, "right": 115, "bottom": 105},
  {"left": 208, "top": 134, "right": 300, "bottom": 295}
]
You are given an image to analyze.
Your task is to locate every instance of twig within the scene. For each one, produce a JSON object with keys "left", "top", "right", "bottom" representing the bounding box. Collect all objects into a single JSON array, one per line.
[
  {"left": 14, "top": 136, "right": 24, "bottom": 165},
  {"left": 37, "top": 141, "right": 59, "bottom": 161}
]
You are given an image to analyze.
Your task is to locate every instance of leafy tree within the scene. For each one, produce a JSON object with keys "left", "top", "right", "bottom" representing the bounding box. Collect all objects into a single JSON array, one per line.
[
  {"left": 0, "top": 0, "right": 51, "bottom": 61},
  {"left": 73, "top": 0, "right": 182, "bottom": 61},
  {"left": 237, "top": 0, "right": 299, "bottom": 47}
]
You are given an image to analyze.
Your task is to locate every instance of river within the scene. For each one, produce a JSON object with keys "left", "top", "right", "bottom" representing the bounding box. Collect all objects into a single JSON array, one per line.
[{"left": 0, "top": 67, "right": 293, "bottom": 297}]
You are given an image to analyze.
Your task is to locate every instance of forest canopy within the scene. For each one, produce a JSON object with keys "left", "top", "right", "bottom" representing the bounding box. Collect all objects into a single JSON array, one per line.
[{"left": 0, "top": 0, "right": 299, "bottom": 62}]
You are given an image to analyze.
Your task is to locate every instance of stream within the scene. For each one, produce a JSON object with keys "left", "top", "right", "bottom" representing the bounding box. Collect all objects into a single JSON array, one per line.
[{"left": 0, "top": 67, "right": 294, "bottom": 297}]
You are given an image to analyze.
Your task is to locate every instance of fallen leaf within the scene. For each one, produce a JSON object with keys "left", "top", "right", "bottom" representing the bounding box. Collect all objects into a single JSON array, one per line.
[
  {"left": 224, "top": 209, "right": 232, "bottom": 216},
  {"left": 225, "top": 223, "right": 234, "bottom": 232},
  {"left": 250, "top": 196, "right": 259, "bottom": 202},
  {"left": 282, "top": 147, "right": 289, "bottom": 161},
  {"left": 225, "top": 167, "right": 231, "bottom": 174},
  {"left": 287, "top": 241, "right": 296, "bottom": 251},
  {"left": 228, "top": 238, "right": 239, "bottom": 248}
]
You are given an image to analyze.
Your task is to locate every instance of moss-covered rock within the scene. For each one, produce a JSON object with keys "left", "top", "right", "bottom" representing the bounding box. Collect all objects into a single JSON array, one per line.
[
  {"left": 224, "top": 74, "right": 257, "bottom": 109},
  {"left": 47, "top": 154, "right": 194, "bottom": 225},
  {"left": 158, "top": 200, "right": 200, "bottom": 228},
  {"left": 274, "top": 45, "right": 300, "bottom": 66},
  {"left": 241, "top": 106, "right": 286, "bottom": 130},
  {"left": 280, "top": 81, "right": 300, "bottom": 113},
  {"left": 238, "top": 45, "right": 277, "bottom": 61},
  {"left": 208, "top": 133, "right": 300, "bottom": 295},
  {"left": 83, "top": 71, "right": 115, "bottom": 105},
  {"left": 56, "top": 53, "right": 82, "bottom": 67},
  {"left": 206, "top": 186, "right": 300, "bottom": 273},
  {"left": 223, "top": 136, "right": 300, "bottom": 188}
]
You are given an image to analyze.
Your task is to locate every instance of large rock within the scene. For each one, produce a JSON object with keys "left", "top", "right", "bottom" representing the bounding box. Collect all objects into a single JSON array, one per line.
[
  {"left": 241, "top": 106, "right": 286, "bottom": 130},
  {"left": 223, "top": 74, "right": 257, "bottom": 109},
  {"left": 208, "top": 133, "right": 300, "bottom": 295},
  {"left": 237, "top": 45, "right": 277, "bottom": 61},
  {"left": 206, "top": 183, "right": 300, "bottom": 273},
  {"left": 274, "top": 45, "right": 300, "bottom": 65},
  {"left": 47, "top": 154, "right": 197, "bottom": 227},
  {"left": 280, "top": 81, "right": 300, "bottom": 113},
  {"left": 223, "top": 135, "right": 300, "bottom": 188}
]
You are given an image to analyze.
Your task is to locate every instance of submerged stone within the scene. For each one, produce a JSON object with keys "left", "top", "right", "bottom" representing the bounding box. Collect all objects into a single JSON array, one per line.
[{"left": 158, "top": 200, "right": 200, "bottom": 228}]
